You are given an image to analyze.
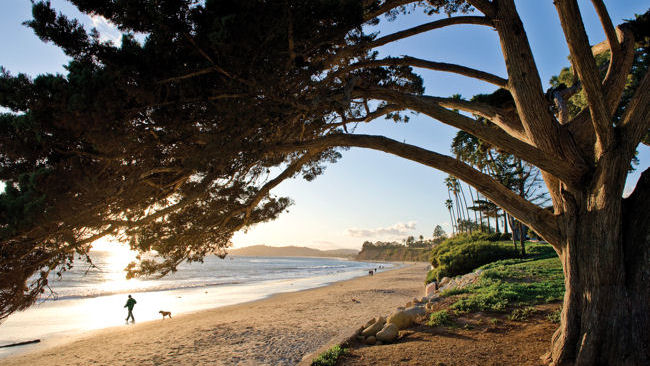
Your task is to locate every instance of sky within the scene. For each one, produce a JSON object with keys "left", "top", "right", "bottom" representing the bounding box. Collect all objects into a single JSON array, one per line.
[{"left": 1, "top": 0, "right": 648, "bottom": 251}]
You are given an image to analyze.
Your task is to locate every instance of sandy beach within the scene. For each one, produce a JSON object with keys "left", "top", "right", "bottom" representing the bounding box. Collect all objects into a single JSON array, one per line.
[{"left": 3, "top": 263, "right": 427, "bottom": 366}]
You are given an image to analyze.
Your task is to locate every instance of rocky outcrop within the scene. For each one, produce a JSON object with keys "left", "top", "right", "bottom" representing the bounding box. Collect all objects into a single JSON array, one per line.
[
  {"left": 430, "top": 269, "right": 483, "bottom": 294},
  {"left": 376, "top": 323, "right": 398, "bottom": 343},
  {"left": 387, "top": 305, "right": 426, "bottom": 330},
  {"left": 361, "top": 316, "right": 385, "bottom": 337}
]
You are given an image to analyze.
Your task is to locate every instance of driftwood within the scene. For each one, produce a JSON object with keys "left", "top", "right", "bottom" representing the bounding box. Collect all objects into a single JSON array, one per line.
[{"left": 0, "top": 339, "right": 41, "bottom": 348}]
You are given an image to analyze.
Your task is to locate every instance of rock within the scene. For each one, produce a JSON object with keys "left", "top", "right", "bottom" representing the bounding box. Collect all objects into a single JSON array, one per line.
[
  {"left": 420, "top": 297, "right": 427, "bottom": 303},
  {"left": 376, "top": 340, "right": 383, "bottom": 346},
  {"left": 364, "top": 336, "right": 376, "bottom": 345},
  {"left": 413, "top": 297, "right": 420, "bottom": 304},
  {"left": 376, "top": 323, "right": 399, "bottom": 343},
  {"left": 439, "top": 277, "right": 450, "bottom": 287},
  {"left": 406, "top": 305, "right": 426, "bottom": 317},
  {"left": 425, "top": 282, "right": 438, "bottom": 297},
  {"left": 388, "top": 310, "right": 412, "bottom": 329},
  {"left": 387, "top": 306, "right": 425, "bottom": 330},
  {"left": 405, "top": 301, "right": 413, "bottom": 307},
  {"left": 364, "top": 318, "right": 376, "bottom": 328},
  {"left": 361, "top": 316, "right": 386, "bottom": 337},
  {"left": 355, "top": 335, "right": 365, "bottom": 342}
]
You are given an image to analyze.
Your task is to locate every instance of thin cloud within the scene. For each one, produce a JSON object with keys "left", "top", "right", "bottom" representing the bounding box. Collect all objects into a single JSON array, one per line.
[
  {"left": 346, "top": 221, "right": 417, "bottom": 238},
  {"left": 89, "top": 15, "right": 122, "bottom": 45}
]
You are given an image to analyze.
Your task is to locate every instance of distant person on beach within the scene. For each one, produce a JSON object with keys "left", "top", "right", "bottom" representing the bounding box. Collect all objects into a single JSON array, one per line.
[{"left": 124, "top": 295, "right": 136, "bottom": 323}]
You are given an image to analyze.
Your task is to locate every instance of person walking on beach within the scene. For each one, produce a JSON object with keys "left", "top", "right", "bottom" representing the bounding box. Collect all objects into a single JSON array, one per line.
[{"left": 124, "top": 294, "right": 136, "bottom": 323}]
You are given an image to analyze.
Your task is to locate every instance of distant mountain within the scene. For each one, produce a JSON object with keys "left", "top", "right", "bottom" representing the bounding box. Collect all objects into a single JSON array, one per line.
[{"left": 228, "top": 245, "right": 358, "bottom": 258}]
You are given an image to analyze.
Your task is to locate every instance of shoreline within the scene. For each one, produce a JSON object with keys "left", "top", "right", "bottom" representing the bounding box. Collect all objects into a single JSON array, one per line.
[
  {"left": 0, "top": 260, "right": 397, "bottom": 360},
  {"left": 3, "top": 262, "right": 426, "bottom": 366}
]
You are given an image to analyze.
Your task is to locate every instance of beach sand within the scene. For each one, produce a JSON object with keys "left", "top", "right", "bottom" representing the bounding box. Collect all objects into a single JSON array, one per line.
[{"left": 3, "top": 263, "right": 427, "bottom": 366}]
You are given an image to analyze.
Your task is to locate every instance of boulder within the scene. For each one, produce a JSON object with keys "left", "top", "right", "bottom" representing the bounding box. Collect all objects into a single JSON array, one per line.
[
  {"left": 405, "top": 305, "right": 426, "bottom": 317},
  {"left": 375, "top": 323, "right": 399, "bottom": 343},
  {"left": 363, "top": 318, "right": 376, "bottom": 328},
  {"left": 425, "top": 282, "right": 437, "bottom": 297},
  {"left": 364, "top": 336, "right": 376, "bottom": 345},
  {"left": 388, "top": 310, "right": 412, "bottom": 329},
  {"left": 361, "top": 316, "right": 386, "bottom": 337},
  {"left": 387, "top": 306, "right": 425, "bottom": 330},
  {"left": 439, "top": 277, "right": 450, "bottom": 287}
]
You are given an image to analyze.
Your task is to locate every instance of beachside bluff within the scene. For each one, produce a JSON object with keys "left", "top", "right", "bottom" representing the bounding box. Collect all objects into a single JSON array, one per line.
[{"left": 1, "top": 1, "right": 648, "bottom": 365}]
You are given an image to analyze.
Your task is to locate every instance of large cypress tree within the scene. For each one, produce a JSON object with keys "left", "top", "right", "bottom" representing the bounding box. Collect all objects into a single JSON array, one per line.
[{"left": 1, "top": 1, "right": 648, "bottom": 364}]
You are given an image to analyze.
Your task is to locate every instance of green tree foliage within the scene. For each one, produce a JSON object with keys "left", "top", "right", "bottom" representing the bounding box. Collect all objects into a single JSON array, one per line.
[
  {"left": 0, "top": 0, "right": 428, "bottom": 319},
  {"left": 1, "top": 4, "right": 649, "bottom": 362}
]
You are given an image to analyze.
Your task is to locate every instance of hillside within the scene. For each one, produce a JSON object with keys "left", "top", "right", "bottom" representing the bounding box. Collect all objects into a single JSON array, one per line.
[
  {"left": 228, "top": 245, "right": 358, "bottom": 258},
  {"left": 356, "top": 246, "right": 431, "bottom": 262}
]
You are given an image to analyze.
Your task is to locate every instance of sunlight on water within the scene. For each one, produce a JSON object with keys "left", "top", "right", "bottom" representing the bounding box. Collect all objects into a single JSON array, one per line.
[
  {"left": 97, "top": 245, "right": 140, "bottom": 293},
  {"left": 0, "top": 253, "right": 392, "bottom": 359}
]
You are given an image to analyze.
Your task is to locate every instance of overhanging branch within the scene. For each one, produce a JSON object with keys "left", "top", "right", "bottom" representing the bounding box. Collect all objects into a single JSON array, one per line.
[
  {"left": 355, "top": 88, "right": 586, "bottom": 187},
  {"left": 278, "top": 134, "right": 562, "bottom": 244},
  {"left": 369, "top": 16, "right": 492, "bottom": 50},
  {"left": 344, "top": 56, "right": 508, "bottom": 88}
]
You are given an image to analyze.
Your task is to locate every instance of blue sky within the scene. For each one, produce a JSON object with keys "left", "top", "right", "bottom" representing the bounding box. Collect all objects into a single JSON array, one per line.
[{"left": 1, "top": 0, "right": 648, "bottom": 250}]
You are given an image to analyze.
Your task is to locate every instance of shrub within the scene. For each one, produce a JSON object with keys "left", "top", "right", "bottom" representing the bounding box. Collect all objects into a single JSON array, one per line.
[
  {"left": 428, "top": 310, "right": 452, "bottom": 327},
  {"left": 547, "top": 308, "right": 561, "bottom": 323},
  {"left": 311, "top": 345, "right": 348, "bottom": 366},
  {"left": 509, "top": 306, "right": 538, "bottom": 321},
  {"left": 428, "top": 239, "right": 519, "bottom": 282}
]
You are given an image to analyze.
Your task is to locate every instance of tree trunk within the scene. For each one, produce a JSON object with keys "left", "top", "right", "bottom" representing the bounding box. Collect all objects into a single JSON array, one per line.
[
  {"left": 503, "top": 211, "right": 509, "bottom": 235},
  {"left": 518, "top": 221, "right": 525, "bottom": 256},
  {"left": 508, "top": 214, "right": 517, "bottom": 250},
  {"left": 495, "top": 212, "right": 500, "bottom": 233},
  {"left": 469, "top": 186, "right": 479, "bottom": 229},
  {"left": 545, "top": 170, "right": 650, "bottom": 366},
  {"left": 459, "top": 183, "right": 472, "bottom": 233}
]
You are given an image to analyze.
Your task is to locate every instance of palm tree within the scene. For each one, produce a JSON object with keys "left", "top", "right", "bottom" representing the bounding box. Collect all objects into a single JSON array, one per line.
[{"left": 444, "top": 199, "right": 455, "bottom": 235}]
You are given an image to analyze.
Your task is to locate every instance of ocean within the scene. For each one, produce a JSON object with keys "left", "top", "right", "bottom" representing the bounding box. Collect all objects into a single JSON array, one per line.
[{"left": 0, "top": 250, "right": 391, "bottom": 359}]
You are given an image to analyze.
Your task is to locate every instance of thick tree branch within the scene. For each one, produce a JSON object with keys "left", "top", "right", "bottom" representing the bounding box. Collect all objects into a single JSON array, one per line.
[
  {"left": 355, "top": 88, "right": 586, "bottom": 187},
  {"left": 369, "top": 16, "right": 492, "bottom": 50},
  {"left": 619, "top": 69, "right": 650, "bottom": 150},
  {"left": 590, "top": 0, "right": 620, "bottom": 61},
  {"left": 555, "top": 0, "right": 611, "bottom": 154},
  {"left": 420, "top": 95, "right": 527, "bottom": 141},
  {"left": 344, "top": 56, "right": 508, "bottom": 88},
  {"left": 602, "top": 26, "right": 636, "bottom": 111},
  {"left": 467, "top": 0, "right": 495, "bottom": 18},
  {"left": 493, "top": 0, "right": 566, "bottom": 157},
  {"left": 278, "top": 134, "right": 562, "bottom": 245}
]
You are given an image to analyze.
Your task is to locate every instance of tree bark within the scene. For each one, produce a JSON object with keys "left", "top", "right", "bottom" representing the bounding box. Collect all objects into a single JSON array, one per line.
[{"left": 546, "top": 168, "right": 650, "bottom": 366}]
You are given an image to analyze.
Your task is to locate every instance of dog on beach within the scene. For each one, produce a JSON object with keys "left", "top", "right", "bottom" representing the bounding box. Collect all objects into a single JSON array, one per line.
[{"left": 159, "top": 310, "right": 172, "bottom": 319}]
